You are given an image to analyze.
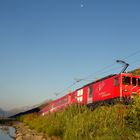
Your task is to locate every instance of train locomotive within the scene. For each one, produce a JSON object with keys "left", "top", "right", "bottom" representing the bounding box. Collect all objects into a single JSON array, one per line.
[{"left": 40, "top": 61, "right": 140, "bottom": 116}]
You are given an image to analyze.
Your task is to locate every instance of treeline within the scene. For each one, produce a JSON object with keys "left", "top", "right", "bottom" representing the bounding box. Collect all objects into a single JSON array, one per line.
[{"left": 18, "top": 97, "right": 140, "bottom": 140}]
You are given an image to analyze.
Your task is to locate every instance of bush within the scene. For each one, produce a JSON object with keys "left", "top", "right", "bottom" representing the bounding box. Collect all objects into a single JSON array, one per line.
[{"left": 125, "top": 97, "right": 140, "bottom": 132}]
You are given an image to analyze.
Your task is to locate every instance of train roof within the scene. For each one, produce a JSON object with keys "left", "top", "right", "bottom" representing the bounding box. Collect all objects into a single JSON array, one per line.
[
  {"left": 77, "top": 74, "right": 116, "bottom": 90},
  {"left": 77, "top": 72, "right": 140, "bottom": 91}
]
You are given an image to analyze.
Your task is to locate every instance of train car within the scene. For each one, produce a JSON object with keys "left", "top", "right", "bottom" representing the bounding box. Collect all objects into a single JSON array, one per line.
[
  {"left": 40, "top": 93, "right": 72, "bottom": 116},
  {"left": 72, "top": 73, "right": 140, "bottom": 108}
]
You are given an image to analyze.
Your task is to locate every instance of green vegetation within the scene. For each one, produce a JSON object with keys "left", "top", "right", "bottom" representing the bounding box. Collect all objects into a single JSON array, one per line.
[
  {"left": 18, "top": 97, "right": 140, "bottom": 140},
  {"left": 129, "top": 68, "right": 140, "bottom": 76}
]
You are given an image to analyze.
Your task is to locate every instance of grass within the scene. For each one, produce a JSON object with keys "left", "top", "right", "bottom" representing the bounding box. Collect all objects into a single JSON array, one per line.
[{"left": 18, "top": 97, "right": 140, "bottom": 140}]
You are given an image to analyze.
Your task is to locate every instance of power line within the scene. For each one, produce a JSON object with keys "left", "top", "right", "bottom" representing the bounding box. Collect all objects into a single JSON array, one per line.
[
  {"left": 122, "top": 50, "right": 140, "bottom": 60},
  {"left": 53, "top": 63, "right": 123, "bottom": 96},
  {"left": 83, "top": 62, "right": 116, "bottom": 80},
  {"left": 53, "top": 65, "right": 122, "bottom": 97},
  {"left": 53, "top": 80, "right": 82, "bottom": 97},
  {"left": 85, "top": 66, "right": 124, "bottom": 81},
  {"left": 94, "top": 66, "right": 123, "bottom": 77},
  {"left": 131, "top": 59, "right": 140, "bottom": 65},
  {"left": 53, "top": 49, "right": 140, "bottom": 97},
  {"left": 82, "top": 49, "right": 140, "bottom": 81}
]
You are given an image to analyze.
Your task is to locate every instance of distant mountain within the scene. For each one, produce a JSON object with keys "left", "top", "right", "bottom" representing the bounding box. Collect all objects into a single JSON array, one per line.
[
  {"left": 0, "top": 108, "right": 8, "bottom": 117},
  {"left": 7, "top": 108, "right": 25, "bottom": 117},
  {"left": 7, "top": 104, "right": 41, "bottom": 117}
]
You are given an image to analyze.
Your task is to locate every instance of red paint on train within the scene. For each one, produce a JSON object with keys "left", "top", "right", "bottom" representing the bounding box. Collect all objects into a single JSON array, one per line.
[{"left": 40, "top": 73, "right": 140, "bottom": 116}]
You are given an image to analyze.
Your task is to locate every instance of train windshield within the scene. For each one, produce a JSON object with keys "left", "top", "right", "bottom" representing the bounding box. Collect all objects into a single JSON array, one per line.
[{"left": 122, "top": 76, "right": 131, "bottom": 85}]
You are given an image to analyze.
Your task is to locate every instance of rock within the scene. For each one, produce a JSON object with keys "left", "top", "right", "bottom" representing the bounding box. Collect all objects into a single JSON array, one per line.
[
  {"left": 24, "top": 134, "right": 34, "bottom": 140},
  {"left": 14, "top": 122, "right": 49, "bottom": 140},
  {"left": 16, "top": 135, "right": 23, "bottom": 140},
  {"left": 34, "top": 135, "right": 43, "bottom": 140}
]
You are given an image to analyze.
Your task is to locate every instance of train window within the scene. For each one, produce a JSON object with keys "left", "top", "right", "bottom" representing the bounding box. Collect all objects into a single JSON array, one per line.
[
  {"left": 138, "top": 78, "right": 140, "bottom": 86},
  {"left": 88, "top": 86, "right": 93, "bottom": 98},
  {"left": 114, "top": 77, "right": 119, "bottom": 86},
  {"left": 132, "top": 77, "right": 136, "bottom": 86},
  {"left": 122, "top": 76, "right": 131, "bottom": 85}
]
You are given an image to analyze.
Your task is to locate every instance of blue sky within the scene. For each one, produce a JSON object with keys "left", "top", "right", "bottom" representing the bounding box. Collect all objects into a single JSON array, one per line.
[{"left": 0, "top": 0, "right": 140, "bottom": 110}]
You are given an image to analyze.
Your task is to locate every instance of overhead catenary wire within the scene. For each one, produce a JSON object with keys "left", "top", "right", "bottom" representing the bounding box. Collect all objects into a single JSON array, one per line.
[
  {"left": 130, "top": 59, "right": 140, "bottom": 65},
  {"left": 122, "top": 50, "right": 140, "bottom": 60},
  {"left": 85, "top": 66, "right": 124, "bottom": 80},
  {"left": 53, "top": 49, "right": 140, "bottom": 97},
  {"left": 53, "top": 80, "right": 82, "bottom": 97},
  {"left": 82, "top": 62, "right": 116, "bottom": 80},
  {"left": 53, "top": 65, "right": 123, "bottom": 97},
  {"left": 83, "top": 49, "right": 140, "bottom": 81}
]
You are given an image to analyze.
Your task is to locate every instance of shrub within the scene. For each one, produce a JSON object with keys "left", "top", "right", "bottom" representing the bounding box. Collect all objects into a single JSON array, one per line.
[{"left": 125, "top": 96, "right": 140, "bottom": 131}]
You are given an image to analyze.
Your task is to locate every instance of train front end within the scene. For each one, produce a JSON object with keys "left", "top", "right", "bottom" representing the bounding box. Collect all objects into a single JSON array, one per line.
[{"left": 120, "top": 73, "right": 140, "bottom": 102}]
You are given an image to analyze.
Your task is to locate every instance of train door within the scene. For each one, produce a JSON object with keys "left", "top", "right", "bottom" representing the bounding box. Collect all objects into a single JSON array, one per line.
[
  {"left": 122, "top": 76, "right": 131, "bottom": 97},
  {"left": 131, "top": 77, "right": 137, "bottom": 95},
  {"left": 87, "top": 85, "right": 93, "bottom": 104},
  {"left": 113, "top": 76, "right": 120, "bottom": 98}
]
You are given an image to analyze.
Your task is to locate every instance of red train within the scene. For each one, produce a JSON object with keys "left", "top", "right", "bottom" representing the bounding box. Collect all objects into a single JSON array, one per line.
[{"left": 40, "top": 72, "right": 140, "bottom": 116}]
